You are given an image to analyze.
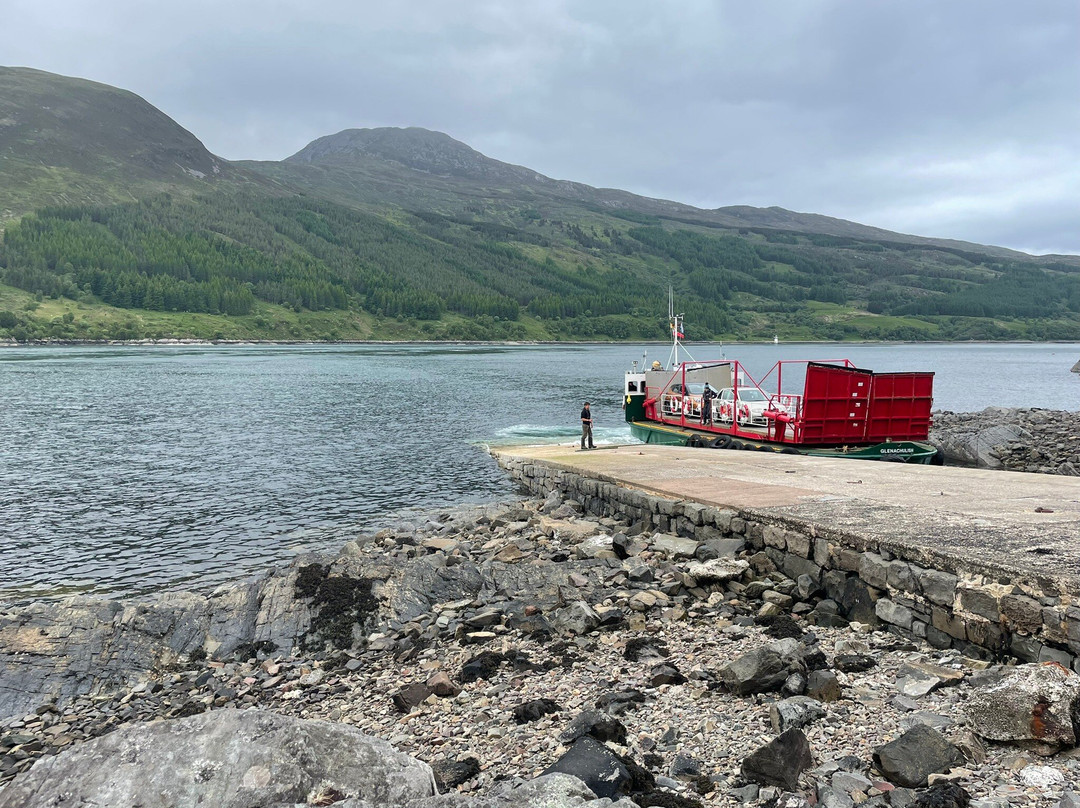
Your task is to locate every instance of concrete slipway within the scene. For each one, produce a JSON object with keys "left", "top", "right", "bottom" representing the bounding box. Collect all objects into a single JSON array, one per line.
[{"left": 491, "top": 444, "right": 1080, "bottom": 595}]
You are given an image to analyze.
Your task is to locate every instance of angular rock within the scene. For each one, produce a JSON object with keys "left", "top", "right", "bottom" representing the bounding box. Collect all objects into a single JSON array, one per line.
[
  {"left": 651, "top": 534, "right": 701, "bottom": 558},
  {"left": 834, "top": 654, "right": 876, "bottom": 673},
  {"left": 432, "top": 756, "right": 481, "bottom": 791},
  {"left": 649, "top": 662, "right": 686, "bottom": 686},
  {"left": 896, "top": 661, "right": 964, "bottom": 699},
  {"left": 479, "top": 772, "right": 640, "bottom": 807},
  {"left": 963, "top": 662, "right": 1080, "bottom": 753},
  {"left": 911, "top": 783, "right": 971, "bottom": 808},
  {"left": 806, "top": 670, "right": 842, "bottom": 703},
  {"left": 873, "top": 724, "right": 964, "bottom": 788},
  {"left": 541, "top": 737, "right": 631, "bottom": 800},
  {"left": 623, "top": 637, "right": 668, "bottom": 662},
  {"left": 460, "top": 651, "right": 505, "bottom": 684},
  {"left": 559, "top": 710, "right": 628, "bottom": 745},
  {"left": 550, "top": 602, "right": 601, "bottom": 636},
  {"left": 426, "top": 672, "right": 461, "bottom": 697},
  {"left": 0, "top": 709, "right": 436, "bottom": 808},
  {"left": 512, "top": 698, "right": 561, "bottom": 724},
  {"left": 394, "top": 682, "right": 434, "bottom": 712},
  {"left": 741, "top": 728, "right": 813, "bottom": 790},
  {"left": 576, "top": 535, "right": 615, "bottom": 560},
  {"left": 685, "top": 558, "right": 749, "bottom": 583},
  {"left": 719, "top": 638, "right": 807, "bottom": 695},
  {"left": 770, "top": 696, "right": 826, "bottom": 733}
]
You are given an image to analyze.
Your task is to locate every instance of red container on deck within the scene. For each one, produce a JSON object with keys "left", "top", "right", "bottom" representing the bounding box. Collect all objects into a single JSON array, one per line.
[
  {"left": 797, "top": 362, "right": 933, "bottom": 444},
  {"left": 865, "top": 371, "right": 935, "bottom": 441}
]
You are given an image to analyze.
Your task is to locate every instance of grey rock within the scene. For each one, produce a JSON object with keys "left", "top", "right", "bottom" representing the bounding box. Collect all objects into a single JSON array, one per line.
[
  {"left": 541, "top": 737, "right": 631, "bottom": 800},
  {"left": 685, "top": 558, "right": 749, "bottom": 583},
  {"left": 430, "top": 772, "right": 639, "bottom": 807},
  {"left": 559, "top": 710, "right": 628, "bottom": 745},
  {"left": 963, "top": 662, "right": 1080, "bottom": 752},
  {"left": 651, "top": 534, "right": 701, "bottom": 558},
  {"left": 550, "top": 602, "right": 601, "bottom": 636},
  {"left": 431, "top": 756, "right": 480, "bottom": 791},
  {"left": 0, "top": 569, "right": 311, "bottom": 722},
  {"left": 816, "top": 785, "right": 855, "bottom": 808},
  {"left": 832, "top": 770, "right": 873, "bottom": 794},
  {"left": 770, "top": 696, "right": 826, "bottom": 733},
  {"left": 872, "top": 724, "right": 964, "bottom": 788},
  {"left": 889, "top": 788, "right": 917, "bottom": 808},
  {"left": 741, "top": 728, "right": 814, "bottom": 790},
  {"left": 719, "top": 638, "right": 807, "bottom": 695},
  {"left": 728, "top": 783, "right": 760, "bottom": 803},
  {"left": 576, "top": 535, "right": 615, "bottom": 559},
  {"left": 837, "top": 577, "right": 882, "bottom": 626},
  {"left": 0, "top": 709, "right": 436, "bottom": 808},
  {"left": 898, "top": 711, "right": 953, "bottom": 733},
  {"left": 806, "top": 670, "right": 842, "bottom": 703},
  {"left": 696, "top": 538, "right": 746, "bottom": 559}
]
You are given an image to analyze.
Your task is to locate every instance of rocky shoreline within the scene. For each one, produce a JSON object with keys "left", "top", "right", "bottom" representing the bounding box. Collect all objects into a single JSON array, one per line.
[
  {"left": 931, "top": 408, "right": 1080, "bottom": 475},
  {"left": 3, "top": 495, "right": 1080, "bottom": 807}
]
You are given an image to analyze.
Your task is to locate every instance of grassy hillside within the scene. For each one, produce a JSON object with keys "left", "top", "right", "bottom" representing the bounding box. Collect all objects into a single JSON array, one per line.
[
  {"left": 0, "top": 67, "right": 271, "bottom": 223},
  {"left": 3, "top": 189, "right": 1079, "bottom": 343},
  {"left": 1, "top": 70, "right": 1078, "bottom": 343}
]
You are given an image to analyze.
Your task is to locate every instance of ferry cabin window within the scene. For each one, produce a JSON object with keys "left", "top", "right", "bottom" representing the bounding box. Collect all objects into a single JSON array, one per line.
[{"left": 627, "top": 381, "right": 638, "bottom": 392}]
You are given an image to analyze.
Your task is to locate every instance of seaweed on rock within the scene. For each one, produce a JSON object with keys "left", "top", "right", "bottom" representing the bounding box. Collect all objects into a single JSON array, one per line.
[{"left": 297, "top": 564, "right": 379, "bottom": 651}]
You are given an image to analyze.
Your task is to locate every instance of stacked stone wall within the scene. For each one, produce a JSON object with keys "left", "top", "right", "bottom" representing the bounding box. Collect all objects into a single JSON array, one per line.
[{"left": 495, "top": 453, "right": 1080, "bottom": 671}]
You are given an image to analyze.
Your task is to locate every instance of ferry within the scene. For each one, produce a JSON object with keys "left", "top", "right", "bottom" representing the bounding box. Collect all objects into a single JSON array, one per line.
[{"left": 622, "top": 304, "right": 942, "bottom": 464}]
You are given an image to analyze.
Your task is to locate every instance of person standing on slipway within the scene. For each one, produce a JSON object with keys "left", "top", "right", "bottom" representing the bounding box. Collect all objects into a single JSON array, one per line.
[{"left": 580, "top": 402, "right": 595, "bottom": 449}]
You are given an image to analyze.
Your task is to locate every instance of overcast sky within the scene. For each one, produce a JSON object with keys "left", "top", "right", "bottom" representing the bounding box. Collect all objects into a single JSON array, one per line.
[{"left": 6, "top": 0, "right": 1079, "bottom": 254}]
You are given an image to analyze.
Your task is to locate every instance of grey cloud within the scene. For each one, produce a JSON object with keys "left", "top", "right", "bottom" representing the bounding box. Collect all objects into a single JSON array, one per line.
[{"left": 4, "top": 0, "right": 1078, "bottom": 252}]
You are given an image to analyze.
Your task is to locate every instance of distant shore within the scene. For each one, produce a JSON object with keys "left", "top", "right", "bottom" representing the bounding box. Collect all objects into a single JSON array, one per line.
[{"left": 4, "top": 337, "right": 1080, "bottom": 348}]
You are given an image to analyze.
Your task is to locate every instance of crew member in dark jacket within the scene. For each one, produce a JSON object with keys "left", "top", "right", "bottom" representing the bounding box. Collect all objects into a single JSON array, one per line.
[
  {"left": 701, "top": 384, "right": 715, "bottom": 426},
  {"left": 580, "top": 402, "right": 595, "bottom": 449}
]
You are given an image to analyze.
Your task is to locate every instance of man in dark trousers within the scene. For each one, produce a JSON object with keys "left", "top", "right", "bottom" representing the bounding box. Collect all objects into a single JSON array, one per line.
[
  {"left": 701, "top": 383, "right": 715, "bottom": 426},
  {"left": 580, "top": 402, "right": 595, "bottom": 449}
]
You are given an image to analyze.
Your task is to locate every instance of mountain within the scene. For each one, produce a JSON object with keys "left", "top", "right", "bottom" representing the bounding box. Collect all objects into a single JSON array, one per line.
[
  {"left": 0, "top": 67, "right": 265, "bottom": 222},
  {"left": 259, "top": 126, "right": 1032, "bottom": 260},
  {"left": 1, "top": 68, "right": 1079, "bottom": 345}
]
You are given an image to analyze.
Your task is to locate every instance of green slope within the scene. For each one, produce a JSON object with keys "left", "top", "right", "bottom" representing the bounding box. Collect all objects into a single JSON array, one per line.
[
  {"left": 1, "top": 70, "right": 1079, "bottom": 343},
  {"left": 0, "top": 67, "right": 271, "bottom": 223}
]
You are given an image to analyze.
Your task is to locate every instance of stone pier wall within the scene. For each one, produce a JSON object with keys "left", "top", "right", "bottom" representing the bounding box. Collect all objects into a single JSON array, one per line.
[{"left": 494, "top": 453, "right": 1080, "bottom": 671}]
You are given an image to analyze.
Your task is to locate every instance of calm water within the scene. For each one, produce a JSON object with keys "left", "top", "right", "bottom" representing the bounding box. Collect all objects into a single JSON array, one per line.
[{"left": 1, "top": 342, "right": 1078, "bottom": 603}]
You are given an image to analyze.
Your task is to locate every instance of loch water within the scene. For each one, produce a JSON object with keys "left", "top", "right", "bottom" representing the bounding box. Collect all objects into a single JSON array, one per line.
[{"left": 1, "top": 342, "right": 1078, "bottom": 603}]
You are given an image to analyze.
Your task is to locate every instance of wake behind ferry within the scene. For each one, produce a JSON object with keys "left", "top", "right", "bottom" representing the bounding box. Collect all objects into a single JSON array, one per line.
[{"left": 623, "top": 305, "right": 942, "bottom": 464}]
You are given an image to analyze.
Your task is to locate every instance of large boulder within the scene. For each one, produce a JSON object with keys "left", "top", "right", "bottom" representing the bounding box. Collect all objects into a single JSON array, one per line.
[
  {"left": 720, "top": 638, "right": 807, "bottom": 695},
  {"left": 541, "top": 737, "right": 632, "bottom": 800},
  {"left": 741, "top": 728, "right": 814, "bottom": 790},
  {"left": 872, "top": 724, "right": 964, "bottom": 788},
  {"left": 0, "top": 709, "right": 437, "bottom": 808},
  {"left": 930, "top": 408, "right": 1035, "bottom": 469},
  {"left": 963, "top": 662, "right": 1080, "bottom": 754}
]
